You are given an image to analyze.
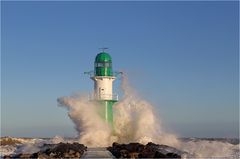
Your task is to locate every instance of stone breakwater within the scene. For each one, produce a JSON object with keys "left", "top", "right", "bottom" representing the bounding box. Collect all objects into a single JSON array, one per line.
[
  {"left": 3, "top": 141, "right": 191, "bottom": 158},
  {"left": 107, "top": 142, "right": 186, "bottom": 158},
  {"left": 4, "top": 142, "right": 87, "bottom": 158}
]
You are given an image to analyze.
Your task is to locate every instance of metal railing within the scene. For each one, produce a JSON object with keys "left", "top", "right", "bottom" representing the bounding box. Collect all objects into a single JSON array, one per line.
[
  {"left": 84, "top": 71, "right": 123, "bottom": 78},
  {"left": 88, "top": 93, "right": 118, "bottom": 101}
]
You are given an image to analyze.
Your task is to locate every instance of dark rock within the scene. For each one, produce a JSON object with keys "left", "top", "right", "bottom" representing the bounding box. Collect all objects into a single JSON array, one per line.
[
  {"left": 120, "top": 149, "right": 129, "bottom": 158},
  {"left": 108, "top": 142, "right": 182, "bottom": 158},
  {"left": 154, "top": 151, "right": 167, "bottom": 158},
  {"left": 129, "top": 152, "right": 139, "bottom": 158},
  {"left": 4, "top": 142, "right": 87, "bottom": 158},
  {"left": 166, "top": 152, "right": 181, "bottom": 158}
]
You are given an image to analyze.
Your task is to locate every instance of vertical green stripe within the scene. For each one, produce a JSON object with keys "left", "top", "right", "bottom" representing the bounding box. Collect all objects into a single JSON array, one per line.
[{"left": 97, "top": 100, "right": 117, "bottom": 127}]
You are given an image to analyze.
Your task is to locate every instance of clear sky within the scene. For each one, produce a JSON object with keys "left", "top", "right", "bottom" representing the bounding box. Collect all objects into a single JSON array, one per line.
[{"left": 1, "top": 1, "right": 239, "bottom": 138}]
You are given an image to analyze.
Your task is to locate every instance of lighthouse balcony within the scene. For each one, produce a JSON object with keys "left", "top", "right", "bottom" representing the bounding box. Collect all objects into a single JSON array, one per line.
[{"left": 88, "top": 93, "right": 118, "bottom": 101}]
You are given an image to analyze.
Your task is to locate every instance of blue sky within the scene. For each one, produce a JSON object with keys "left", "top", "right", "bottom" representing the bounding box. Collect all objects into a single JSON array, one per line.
[{"left": 1, "top": 1, "right": 239, "bottom": 138}]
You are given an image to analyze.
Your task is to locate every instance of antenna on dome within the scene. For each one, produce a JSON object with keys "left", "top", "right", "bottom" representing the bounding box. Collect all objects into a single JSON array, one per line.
[{"left": 99, "top": 47, "right": 108, "bottom": 52}]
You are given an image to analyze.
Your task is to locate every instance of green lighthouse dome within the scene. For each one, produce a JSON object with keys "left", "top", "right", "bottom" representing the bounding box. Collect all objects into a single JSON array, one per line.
[
  {"left": 94, "top": 52, "right": 113, "bottom": 76},
  {"left": 95, "top": 52, "right": 112, "bottom": 62}
]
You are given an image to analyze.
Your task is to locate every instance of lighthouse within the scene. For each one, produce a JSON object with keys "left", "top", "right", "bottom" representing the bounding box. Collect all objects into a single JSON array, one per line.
[{"left": 85, "top": 49, "right": 120, "bottom": 126}]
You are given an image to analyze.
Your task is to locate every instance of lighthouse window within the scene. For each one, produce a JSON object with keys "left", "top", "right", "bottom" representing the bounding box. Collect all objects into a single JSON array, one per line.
[
  {"left": 95, "top": 62, "right": 112, "bottom": 67},
  {"left": 104, "top": 63, "right": 112, "bottom": 67},
  {"left": 96, "top": 63, "right": 104, "bottom": 67}
]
